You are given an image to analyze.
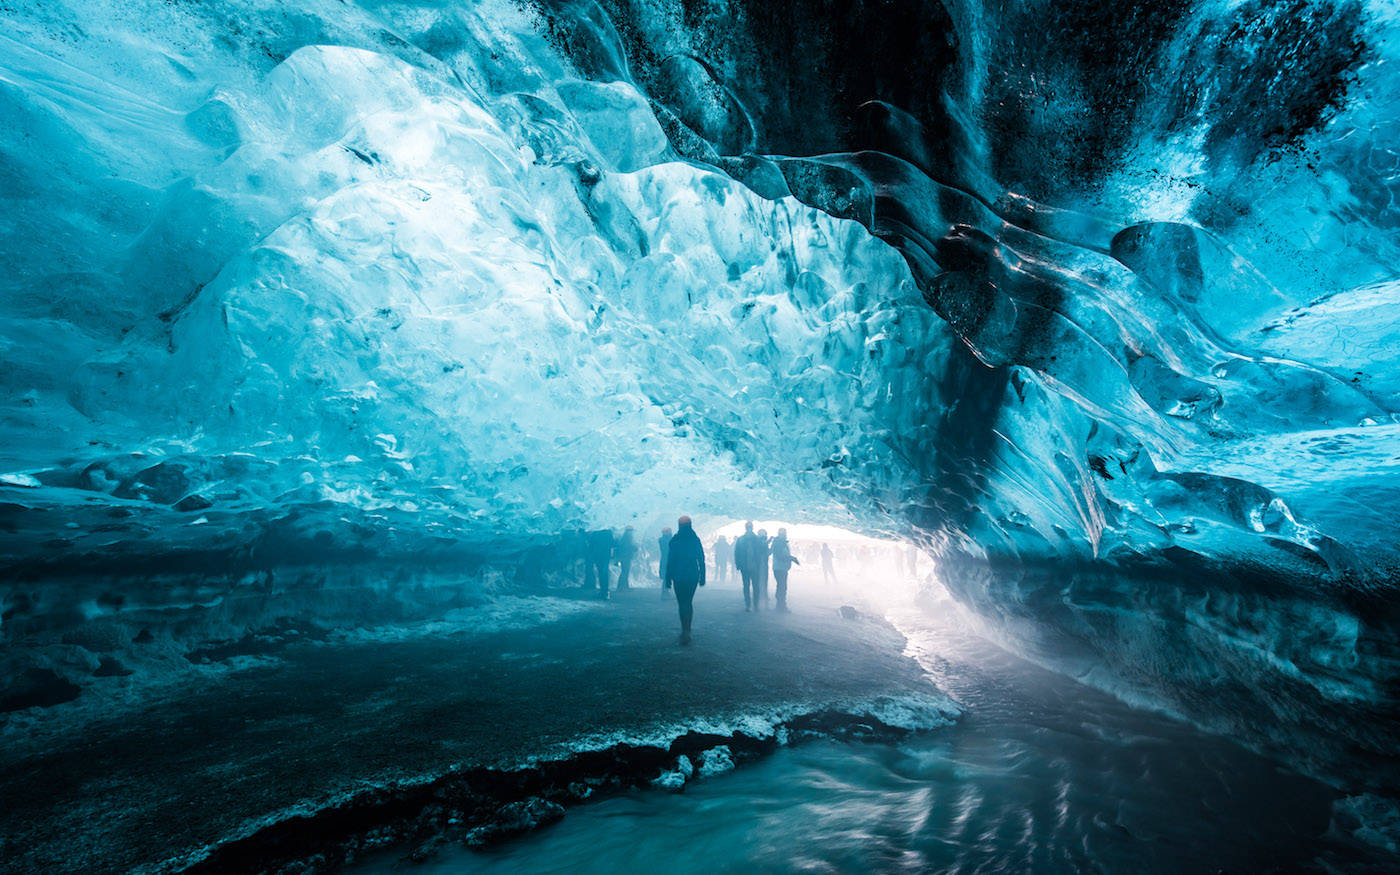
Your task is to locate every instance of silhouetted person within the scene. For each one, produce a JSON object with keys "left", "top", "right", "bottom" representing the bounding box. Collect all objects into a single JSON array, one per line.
[
  {"left": 821, "top": 542, "right": 837, "bottom": 586},
  {"left": 588, "top": 529, "right": 613, "bottom": 599},
  {"left": 713, "top": 535, "right": 733, "bottom": 584},
  {"left": 756, "top": 529, "right": 772, "bottom": 608},
  {"left": 665, "top": 515, "right": 705, "bottom": 644},
  {"left": 658, "top": 525, "right": 674, "bottom": 582},
  {"left": 734, "top": 522, "right": 761, "bottom": 611},
  {"left": 570, "top": 527, "right": 590, "bottom": 585},
  {"left": 616, "top": 526, "right": 637, "bottom": 590},
  {"left": 770, "top": 529, "right": 799, "bottom": 612}
]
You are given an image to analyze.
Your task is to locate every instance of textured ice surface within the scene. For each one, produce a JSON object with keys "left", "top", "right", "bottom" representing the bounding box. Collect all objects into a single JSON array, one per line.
[
  {"left": 0, "top": 1, "right": 932, "bottom": 574},
  {"left": 1334, "top": 793, "right": 1400, "bottom": 855},
  {"left": 1, "top": 0, "right": 1398, "bottom": 788},
  {"left": 556, "top": 689, "right": 961, "bottom": 763}
]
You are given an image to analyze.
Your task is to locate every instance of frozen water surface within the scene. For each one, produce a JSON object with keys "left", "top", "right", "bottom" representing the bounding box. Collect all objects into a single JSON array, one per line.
[{"left": 369, "top": 606, "right": 1393, "bottom": 874}]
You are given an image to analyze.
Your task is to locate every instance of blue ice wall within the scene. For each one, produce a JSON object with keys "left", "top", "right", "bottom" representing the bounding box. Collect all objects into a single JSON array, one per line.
[
  {"left": 0, "top": 1, "right": 940, "bottom": 573},
  {"left": 539, "top": 0, "right": 1400, "bottom": 785},
  {"left": 1, "top": 0, "right": 1397, "bottom": 787}
]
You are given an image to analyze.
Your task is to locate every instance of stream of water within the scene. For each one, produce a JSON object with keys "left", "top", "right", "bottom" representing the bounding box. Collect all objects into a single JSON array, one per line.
[{"left": 368, "top": 601, "right": 1389, "bottom": 873}]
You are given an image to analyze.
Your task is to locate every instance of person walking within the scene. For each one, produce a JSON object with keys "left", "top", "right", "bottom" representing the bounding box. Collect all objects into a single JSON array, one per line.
[
  {"left": 658, "top": 527, "right": 673, "bottom": 588},
  {"left": 588, "top": 529, "right": 614, "bottom": 599},
  {"left": 616, "top": 526, "right": 637, "bottom": 590},
  {"left": 734, "top": 522, "right": 760, "bottom": 611},
  {"left": 713, "top": 535, "right": 733, "bottom": 584},
  {"left": 821, "top": 542, "right": 837, "bottom": 587},
  {"left": 664, "top": 515, "right": 706, "bottom": 644},
  {"left": 755, "top": 529, "right": 772, "bottom": 608},
  {"left": 770, "top": 529, "right": 800, "bottom": 612}
]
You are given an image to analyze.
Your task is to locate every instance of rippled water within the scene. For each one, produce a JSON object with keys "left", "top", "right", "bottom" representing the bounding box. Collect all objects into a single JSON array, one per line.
[{"left": 375, "top": 606, "right": 1388, "bottom": 874}]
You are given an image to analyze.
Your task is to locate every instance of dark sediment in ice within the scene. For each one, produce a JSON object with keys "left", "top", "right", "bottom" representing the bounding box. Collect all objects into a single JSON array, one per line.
[{"left": 186, "top": 710, "right": 934, "bottom": 873}]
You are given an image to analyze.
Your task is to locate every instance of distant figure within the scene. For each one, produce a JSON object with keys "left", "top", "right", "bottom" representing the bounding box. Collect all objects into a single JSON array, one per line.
[
  {"left": 770, "top": 529, "right": 800, "bottom": 612},
  {"left": 713, "top": 535, "right": 733, "bottom": 584},
  {"left": 664, "top": 515, "right": 706, "bottom": 644},
  {"left": 616, "top": 526, "right": 637, "bottom": 590},
  {"left": 821, "top": 542, "right": 837, "bottom": 586},
  {"left": 658, "top": 527, "right": 673, "bottom": 589},
  {"left": 734, "top": 522, "right": 761, "bottom": 611},
  {"left": 571, "top": 527, "right": 590, "bottom": 584},
  {"left": 756, "top": 529, "right": 772, "bottom": 608},
  {"left": 587, "top": 529, "right": 614, "bottom": 599}
]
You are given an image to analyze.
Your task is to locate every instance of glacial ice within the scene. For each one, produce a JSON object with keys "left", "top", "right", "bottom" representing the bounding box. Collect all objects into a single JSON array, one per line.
[
  {"left": 1, "top": 0, "right": 1397, "bottom": 791},
  {"left": 0, "top": 6, "right": 931, "bottom": 572}
]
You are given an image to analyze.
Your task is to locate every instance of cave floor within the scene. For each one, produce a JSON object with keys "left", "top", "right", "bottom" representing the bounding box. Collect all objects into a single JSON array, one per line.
[{"left": 0, "top": 582, "right": 939, "bottom": 874}]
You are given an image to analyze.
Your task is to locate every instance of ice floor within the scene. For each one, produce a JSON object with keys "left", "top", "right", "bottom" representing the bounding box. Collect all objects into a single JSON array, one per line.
[
  {"left": 361, "top": 600, "right": 1396, "bottom": 874},
  {"left": 3, "top": 1, "right": 1400, "bottom": 868}
]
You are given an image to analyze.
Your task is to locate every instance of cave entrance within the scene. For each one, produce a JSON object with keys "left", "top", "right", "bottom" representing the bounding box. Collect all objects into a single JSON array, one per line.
[{"left": 703, "top": 519, "right": 943, "bottom": 607}]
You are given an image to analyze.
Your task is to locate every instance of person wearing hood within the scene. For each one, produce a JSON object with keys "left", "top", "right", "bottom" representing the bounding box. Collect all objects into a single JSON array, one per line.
[
  {"left": 770, "top": 528, "right": 800, "bottom": 612},
  {"left": 734, "top": 522, "right": 762, "bottom": 611},
  {"left": 664, "top": 515, "right": 706, "bottom": 645},
  {"left": 587, "top": 529, "right": 614, "bottom": 599}
]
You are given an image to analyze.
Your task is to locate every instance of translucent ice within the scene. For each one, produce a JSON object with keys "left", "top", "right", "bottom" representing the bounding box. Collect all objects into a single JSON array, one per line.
[{"left": 1, "top": 0, "right": 1398, "bottom": 789}]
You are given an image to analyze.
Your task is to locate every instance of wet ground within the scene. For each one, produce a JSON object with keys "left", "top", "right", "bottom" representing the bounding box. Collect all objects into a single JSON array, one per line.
[
  {"left": 0, "top": 582, "right": 941, "bottom": 873},
  {"left": 376, "top": 603, "right": 1395, "bottom": 874}
]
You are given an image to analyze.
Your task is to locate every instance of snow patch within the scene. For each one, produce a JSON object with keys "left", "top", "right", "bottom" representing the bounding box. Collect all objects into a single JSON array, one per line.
[
  {"left": 695, "top": 745, "right": 735, "bottom": 778},
  {"left": 650, "top": 754, "right": 694, "bottom": 791},
  {"left": 847, "top": 691, "right": 964, "bottom": 732}
]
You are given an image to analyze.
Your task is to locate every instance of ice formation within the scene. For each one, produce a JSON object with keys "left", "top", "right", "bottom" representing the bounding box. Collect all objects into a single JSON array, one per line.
[{"left": 1, "top": 0, "right": 1397, "bottom": 789}]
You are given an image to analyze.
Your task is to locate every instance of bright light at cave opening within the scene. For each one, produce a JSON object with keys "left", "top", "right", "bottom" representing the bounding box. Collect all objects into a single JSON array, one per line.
[{"left": 706, "top": 519, "right": 939, "bottom": 605}]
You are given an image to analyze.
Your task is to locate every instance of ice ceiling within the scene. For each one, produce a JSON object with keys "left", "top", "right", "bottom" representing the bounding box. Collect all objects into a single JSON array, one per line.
[{"left": 2, "top": 1, "right": 1397, "bottom": 784}]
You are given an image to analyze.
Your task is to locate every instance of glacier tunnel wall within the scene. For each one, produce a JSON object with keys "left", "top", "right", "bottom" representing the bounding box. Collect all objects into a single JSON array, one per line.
[{"left": 1, "top": 0, "right": 1397, "bottom": 789}]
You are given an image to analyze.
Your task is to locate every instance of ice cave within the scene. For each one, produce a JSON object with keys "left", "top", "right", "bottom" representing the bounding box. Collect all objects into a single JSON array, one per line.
[{"left": 1, "top": 0, "right": 1398, "bottom": 871}]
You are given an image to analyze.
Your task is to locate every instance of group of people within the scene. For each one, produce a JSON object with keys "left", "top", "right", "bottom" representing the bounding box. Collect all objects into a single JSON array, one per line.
[
  {"left": 580, "top": 525, "right": 639, "bottom": 597},
  {"left": 708, "top": 524, "right": 800, "bottom": 612},
  {"left": 658, "top": 521, "right": 818, "bottom": 644},
  {"left": 578, "top": 518, "right": 837, "bottom": 645}
]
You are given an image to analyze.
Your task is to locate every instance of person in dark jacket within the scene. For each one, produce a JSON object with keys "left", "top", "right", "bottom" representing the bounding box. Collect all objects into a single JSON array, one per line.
[
  {"left": 615, "top": 526, "right": 637, "bottom": 590},
  {"left": 588, "top": 529, "right": 614, "bottom": 599},
  {"left": 664, "top": 515, "right": 706, "bottom": 644},
  {"left": 658, "top": 527, "right": 673, "bottom": 589},
  {"left": 713, "top": 535, "right": 733, "bottom": 584},
  {"left": 770, "top": 528, "right": 800, "bottom": 612},
  {"left": 755, "top": 528, "right": 772, "bottom": 608},
  {"left": 734, "top": 522, "right": 761, "bottom": 611}
]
